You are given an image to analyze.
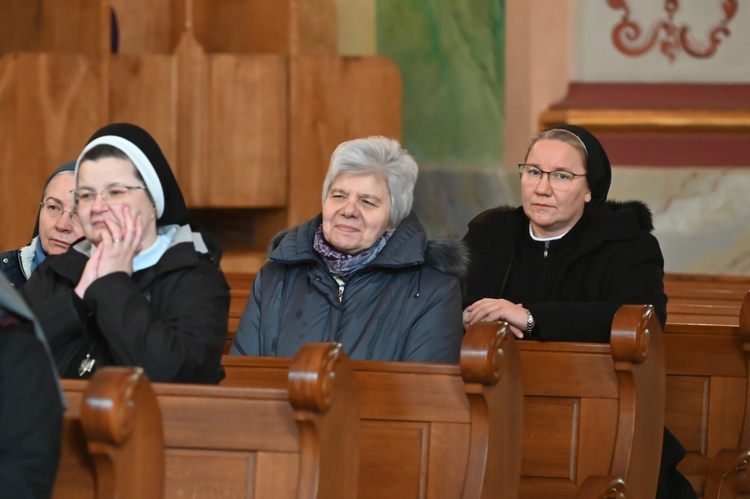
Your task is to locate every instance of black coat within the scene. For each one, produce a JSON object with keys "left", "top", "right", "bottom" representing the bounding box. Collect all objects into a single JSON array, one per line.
[
  {"left": 463, "top": 201, "right": 667, "bottom": 342},
  {"left": 0, "top": 269, "right": 63, "bottom": 499},
  {"left": 22, "top": 229, "right": 229, "bottom": 383}
]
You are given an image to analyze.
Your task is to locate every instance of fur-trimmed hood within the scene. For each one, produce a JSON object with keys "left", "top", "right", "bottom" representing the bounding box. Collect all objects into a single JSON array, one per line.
[
  {"left": 268, "top": 212, "right": 469, "bottom": 280},
  {"left": 470, "top": 199, "right": 655, "bottom": 238},
  {"left": 601, "top": 200, "right": 655, "bottom": 231}
]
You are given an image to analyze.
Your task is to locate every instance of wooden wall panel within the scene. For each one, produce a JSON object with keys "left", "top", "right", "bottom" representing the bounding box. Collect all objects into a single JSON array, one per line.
[
  {"left": 165, "top": 450, "right": 254, "bottom": 499},
  {"left": 287, "top": 56, "right": 402, "bottom": 227},
  {"left": 0, "top": 0, "right": 105, "bottom": 55},
  {"left": 666, "top": 376, "right": 709, "bottom": 455},
  {"left": 521, "top": 397, "right": 579, "bottom": 480},
  {"left": 207, "top": 55, "right": 287, "bottom": 207},
  {"left": 110, "top": 0, "right": 179, "bottom": 54},
  {"left": 425, "top": 422, "right": 471, "bottom": 499},
  {"left": 192, "top": 0, "right": 292, "bottom": 54},
  {"left": 174, "top": 30, "right": 209, "bottom": 206},
  {"left": 109, "top": 54, "right": 177, "bottom": 167},
  {"left": 293, "top": 0, "right": 337, "bottom": 55},
  {"left": 706, "top": 376, "right": 745, "bottom": 455},
  {"left": 577, "top": 398, "right": 618, "bottom": 486},
  {"left": 358, "top": 421, "right": 426, "bottom": 499},
  {"left": 0, "top": 1, "right": 402, "bottom": 265},
  {"left": 254, "top": 452, "right": 299, "bottom": 499}
]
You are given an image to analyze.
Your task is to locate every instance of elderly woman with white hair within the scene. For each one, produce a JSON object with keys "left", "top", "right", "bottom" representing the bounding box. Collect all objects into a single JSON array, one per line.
[{"left": 230, "top": 136, "right": 466, "bottom": 363}]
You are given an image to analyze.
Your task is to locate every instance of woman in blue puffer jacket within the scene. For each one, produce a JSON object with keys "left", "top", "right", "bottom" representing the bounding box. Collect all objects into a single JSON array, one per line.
[{"left": 230, "top": 136, "right": 467, "bottom": 363}]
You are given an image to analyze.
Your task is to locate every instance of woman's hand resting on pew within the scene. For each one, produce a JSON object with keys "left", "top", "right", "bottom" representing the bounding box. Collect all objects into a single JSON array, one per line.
[{"left": 463, "top": 298, "right": 529, "bottom": 339}]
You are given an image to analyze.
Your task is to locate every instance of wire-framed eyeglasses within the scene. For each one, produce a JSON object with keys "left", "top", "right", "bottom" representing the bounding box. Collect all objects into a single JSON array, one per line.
[
  {"left": 40, "top": 200, "right": 80, "bottom": 225},
  {"left": 518, "top": 164, "right": 587, "bottom": 192},
  {"left": 71, "top": 185, "right": 147, "bottom": 207}
]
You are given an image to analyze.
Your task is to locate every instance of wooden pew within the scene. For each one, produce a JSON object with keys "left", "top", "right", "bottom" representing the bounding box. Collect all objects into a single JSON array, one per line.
[
  {"left": 59, "top": 343, "right": 359, "bottom": 499},
  {"left": 664, "top": 291, "right": 750, "bottom": 497},
  {"left": 665, "top": 273, "right": 750, "bottom": 302},
  {"left": 222, "top": 322, "right": 524, "bottom": 499},
  {"left": 517, "top": 304, "right": 665, "bottom": 499},
  {"left": 154, "top": 341, "right": 359, "bottom": 499},
  {"left": 57, "top": 367, "right": 164, "bottom": 499},
  {"left": 226, "top": 271, "right": 256, "bottom": 353}
]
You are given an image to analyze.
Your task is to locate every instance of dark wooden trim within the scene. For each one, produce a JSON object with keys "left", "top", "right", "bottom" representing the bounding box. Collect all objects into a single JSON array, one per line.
[{"left": 539, "top": 83, "right": 750, "bottom": 166}]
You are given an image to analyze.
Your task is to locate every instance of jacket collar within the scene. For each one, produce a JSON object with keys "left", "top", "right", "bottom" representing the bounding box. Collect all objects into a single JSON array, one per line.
[{"left": 270, "top": 212, "right": 468, "bottom": 278}]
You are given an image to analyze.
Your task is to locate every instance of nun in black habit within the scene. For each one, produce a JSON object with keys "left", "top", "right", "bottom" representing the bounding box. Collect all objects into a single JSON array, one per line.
[
  {"left": 0, "top": 161, "right": 84, "bottom": 288},
  {"left": 22, "top": 123, "right": 229, "bottom": 383},
  {"left": 462, "top": 124, "right": 695, "bottom": 498}
]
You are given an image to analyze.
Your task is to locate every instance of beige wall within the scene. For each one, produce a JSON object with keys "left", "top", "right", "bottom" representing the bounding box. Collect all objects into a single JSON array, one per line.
[
  {"left": 335, "top": 0, "right": 376, "bottom": 55},
  {"left": 503, "top": 0, "right": 574, "bottom": 165}
]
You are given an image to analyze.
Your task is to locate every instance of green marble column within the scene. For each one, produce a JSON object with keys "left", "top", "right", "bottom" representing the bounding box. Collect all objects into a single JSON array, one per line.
[
  {"left": 376, "top": 0, "right": 505, "bottom": 166},
  {"left": 376, "top": 1, "right": 509, "bottom": 237}
]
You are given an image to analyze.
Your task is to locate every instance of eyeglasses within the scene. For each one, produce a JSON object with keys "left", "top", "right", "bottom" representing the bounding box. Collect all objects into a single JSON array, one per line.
[
  {"left": 40, "top": 200, "right": 80, "bottom": 225},
  {"left": 71, "top": 185, "right": 147, "bottom": 207},
  {"left": 518, "top": 164, "right": 587, "bottom": 192}
]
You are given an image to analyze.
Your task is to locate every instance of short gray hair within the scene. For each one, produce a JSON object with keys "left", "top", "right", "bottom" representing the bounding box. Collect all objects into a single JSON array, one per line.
[{"left": 322, "top": 136, "right": 418, "bottom": 227}]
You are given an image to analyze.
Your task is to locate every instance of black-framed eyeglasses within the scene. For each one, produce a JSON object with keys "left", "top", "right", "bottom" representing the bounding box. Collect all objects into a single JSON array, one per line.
[
  {"left": 40, "top": 200, "right": 80, "bottom": 225},
  {"left": 518, "top": 164, "right": 587, "bottom": 192},
  {"left": 71, "top": 185, "right": 147, "bottom": 207}
]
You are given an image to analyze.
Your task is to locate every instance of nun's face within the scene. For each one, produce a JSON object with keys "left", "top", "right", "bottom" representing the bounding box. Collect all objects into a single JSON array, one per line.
[
  {"left": 521, "top": 139, "right": 591, "bottom": 238},
  {"left": 75, "top": 157, "right": 157, "bottom": 247},
  {"left": 38, "top": 172, "right": 84, "bottom": 255}
]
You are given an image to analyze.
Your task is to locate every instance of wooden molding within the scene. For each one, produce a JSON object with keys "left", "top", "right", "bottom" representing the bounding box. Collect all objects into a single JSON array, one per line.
[
  {"left": 540, "top": 108, "right": 750, "bottom": 133},
  {"left": 539, "top": 83, "right": 750, "bottom": 166}
]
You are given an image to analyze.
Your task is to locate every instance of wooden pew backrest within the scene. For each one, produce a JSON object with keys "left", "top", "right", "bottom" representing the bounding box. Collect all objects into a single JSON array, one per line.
[
  {"left": 517, "top": 304, "right": 665, "bottom": 499},
  {"left": 157, "top": 342, "right": 358, "bottom": 499},
  {"left": 663, "top": 291, "right": 750, "bottom": 496},
  {"left": 222, "top": 322, "right": 524, "bottom": 499}
]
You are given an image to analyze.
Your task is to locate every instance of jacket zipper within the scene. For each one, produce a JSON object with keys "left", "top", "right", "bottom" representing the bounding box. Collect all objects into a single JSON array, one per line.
[
  {"left": 333, "top": 275, "right": 346, "bottom": 304},
  {"left": 544, "top": 241, "right": 549, "bottom": 259}
]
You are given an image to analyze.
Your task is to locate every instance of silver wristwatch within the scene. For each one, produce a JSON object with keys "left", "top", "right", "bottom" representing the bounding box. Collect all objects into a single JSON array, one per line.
[{"left": 525, "top": 310, "right": 535, "bottom": 338}]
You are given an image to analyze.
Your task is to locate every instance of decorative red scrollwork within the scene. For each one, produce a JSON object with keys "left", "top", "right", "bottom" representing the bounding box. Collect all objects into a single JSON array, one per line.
[{"left": 607, "top": 0, "right": 738, "bottom": 61}]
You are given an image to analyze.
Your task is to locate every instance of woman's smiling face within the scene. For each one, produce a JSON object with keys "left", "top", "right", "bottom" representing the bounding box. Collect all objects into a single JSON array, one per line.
[{"left": 322, "top": 173, "right": 392, "bottom": 254}]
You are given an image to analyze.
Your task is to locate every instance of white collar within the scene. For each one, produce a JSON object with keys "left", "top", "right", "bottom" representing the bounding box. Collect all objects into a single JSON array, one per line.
[{"left": 529, "top": 223, "right": 568, "bottom": 242}]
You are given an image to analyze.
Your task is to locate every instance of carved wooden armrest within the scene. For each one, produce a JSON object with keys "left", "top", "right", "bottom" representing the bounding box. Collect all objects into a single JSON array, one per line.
[
  {"left": 703, "top": 448, "right": 750, "bottom": 498},
  {"left": 575, "top": 475, "right": 627, "bottom": 499},
  {"left": 287, "top": 342, "right": 359, "bottom": 499},
  {"left": 460, "top": 322, "right": 523, "bottom": 499},
  {"left": 80, "top": 366, "right": 164, "bottom": 499}
]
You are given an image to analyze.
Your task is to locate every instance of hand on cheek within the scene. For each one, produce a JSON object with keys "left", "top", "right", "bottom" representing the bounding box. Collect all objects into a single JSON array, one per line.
[
  {"left": 97, "top": 205, "right": 143, "bottom": 276},
  {"left": 75, "top": 244, "right": 103, "bottom": 299}
]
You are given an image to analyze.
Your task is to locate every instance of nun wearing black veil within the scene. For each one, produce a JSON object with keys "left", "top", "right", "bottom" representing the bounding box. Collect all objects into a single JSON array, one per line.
[
  {"left": 462, "top": 124, "right": 667, "bottom": 341},
  {"left": 22, "top": 123, "right": 229, "bottom": 384},
  {"left": 462, "top": 125, "right": 696, "bottom": 498}
]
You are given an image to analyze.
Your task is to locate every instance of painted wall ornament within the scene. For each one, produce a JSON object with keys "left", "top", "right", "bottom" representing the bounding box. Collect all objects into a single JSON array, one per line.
[{"left": 607, "top": 0, "right": 738, "bottom": 61}]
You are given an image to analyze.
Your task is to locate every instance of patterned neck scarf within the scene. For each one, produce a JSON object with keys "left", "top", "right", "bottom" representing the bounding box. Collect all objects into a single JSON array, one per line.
[{"left": 313, "top": 225, "right": 391, "bottom": 279}]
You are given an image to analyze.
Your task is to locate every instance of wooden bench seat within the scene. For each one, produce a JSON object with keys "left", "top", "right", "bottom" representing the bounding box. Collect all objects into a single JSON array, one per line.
[
  {"left": 221, "top": 322, "right": 524, "bottom": 499},
  {"left": 517, "top": 304, "right": 665, "bottom": 499},
  {"left": 57, "top": 367, "right": 164, "bottom": 499}
]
